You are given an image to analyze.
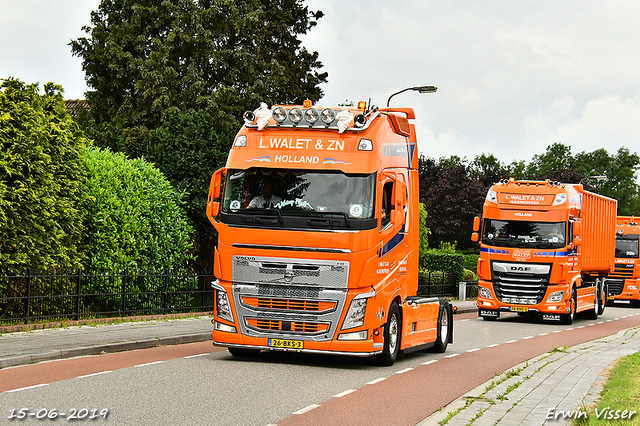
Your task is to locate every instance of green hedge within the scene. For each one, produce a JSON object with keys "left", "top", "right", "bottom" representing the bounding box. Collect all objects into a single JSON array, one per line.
[{"left": 420, "top": 252, "right": 465, "bottom": 282}]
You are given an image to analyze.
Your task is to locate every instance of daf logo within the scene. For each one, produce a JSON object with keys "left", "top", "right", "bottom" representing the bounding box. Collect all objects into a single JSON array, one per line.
[
  {"left": 284, "top": 270, "right": 295, "bottom": 282},
  {"left": 510, "top": 266, "right": 531, "bottom": 272}
]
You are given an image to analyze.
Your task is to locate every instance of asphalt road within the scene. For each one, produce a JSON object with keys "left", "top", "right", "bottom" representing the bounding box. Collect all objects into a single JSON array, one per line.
[{"left": 1, "top": 305, "right": 639, "bottom": 426}]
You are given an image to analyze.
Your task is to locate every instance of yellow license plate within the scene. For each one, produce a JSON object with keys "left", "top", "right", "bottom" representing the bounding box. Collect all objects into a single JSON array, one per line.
[
  {"left": 268, "top": 338, "right": 303, "bottom": 349},
  {"left": 510, "top": 306, "right": 529, "bottom": 312}
]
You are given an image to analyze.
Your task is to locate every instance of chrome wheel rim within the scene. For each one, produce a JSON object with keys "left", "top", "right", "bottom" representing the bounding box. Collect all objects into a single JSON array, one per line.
[
  {"left": 388, "top": 314, "right": 398, "bottom": 354},
  {"left": 440, "top": 310, "right": 449, "bottom": 344}
]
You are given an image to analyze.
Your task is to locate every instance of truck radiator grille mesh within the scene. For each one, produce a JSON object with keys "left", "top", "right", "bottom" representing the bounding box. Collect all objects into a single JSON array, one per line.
[
  {"left": 242, "top": 296, "right": 336, "bottom": 313},
  {"left": 246, "top": 319, "right": 329, "bottom": 334},
  {"left": 607, "top": 279, "right": 625, "bottom": 296}
]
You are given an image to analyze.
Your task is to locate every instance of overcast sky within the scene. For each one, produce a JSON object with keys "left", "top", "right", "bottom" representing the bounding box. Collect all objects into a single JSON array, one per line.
[{"left": 2, "top": 0, "right": 640, "bottom": 164}]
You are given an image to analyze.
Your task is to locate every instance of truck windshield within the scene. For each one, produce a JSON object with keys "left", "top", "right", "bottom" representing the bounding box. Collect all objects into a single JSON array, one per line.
[
  {"left": 221, "top": 168, "right": 376, "bottom": 228},
  {"left": 615, "top": 237, "right": 639, "bottom": 258},
  {"left": 482, "top": 219, "right": 567, "bottom": 249}
]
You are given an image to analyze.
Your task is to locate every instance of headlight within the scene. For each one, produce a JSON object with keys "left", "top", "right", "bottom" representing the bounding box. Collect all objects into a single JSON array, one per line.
[
  {"left": 546, "top": 291, "right": 564, "bottom": 303},
  {"left": 338, "top": 330, "right": 368, "bottom": 341},
  {"left": 479, "top": 286, "right": 493, "bottom": 299},
  {"left": 342, "top": 294, "right": 372, "bottom": 330},
  {"left": 216, "top": 290, "right": 234, "bottom": 323}
]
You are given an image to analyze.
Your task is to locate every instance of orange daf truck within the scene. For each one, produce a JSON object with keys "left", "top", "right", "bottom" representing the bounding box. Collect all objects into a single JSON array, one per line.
[
  {"left": 607, "top": 216, "right": 640, "bottom": 307},
  {"left": 206, "top": 100, "right": 453, "bottom": 365},
  {"left": 471, "top": 179, "right": 617, "bottom": 324}
]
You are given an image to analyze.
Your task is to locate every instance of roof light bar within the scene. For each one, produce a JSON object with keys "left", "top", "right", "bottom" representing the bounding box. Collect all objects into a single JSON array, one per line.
[{"left": 289, "top": 107, "right": 303, "bottom": 124}]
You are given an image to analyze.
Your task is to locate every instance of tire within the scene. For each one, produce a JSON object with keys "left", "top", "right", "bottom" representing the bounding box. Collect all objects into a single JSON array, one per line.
[
  {"left": 597, "top": 280, "right": 607, "bottom": 316},
  {"left": 228, "top": 347, "right": 261, "bottom": 358},
  {"left": 586, "top": 279, "right": 600, "bottom": 320},
  {"left": 562, "top": 287, "right": 577, "bottom": 325},
  {"left": 374, "top": 301, "right": 401, "bottom": 366},
  {"left": 429, "top": 299, "right": 451, "bottom": 353}
]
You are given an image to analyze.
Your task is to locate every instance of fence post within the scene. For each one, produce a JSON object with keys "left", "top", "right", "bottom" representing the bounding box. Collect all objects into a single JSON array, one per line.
[
  {"left": 76, "top": 269, "right": 82, "bottom": 320},
  {"left": 459, "top": 281, "right": 467, "bottom": 301},
  {"left": 121, "top": 269, "right": 127, "bottom": 316},
  {"left": 25, "top": 268, "right": 31, "bottom": 322},
  {"left": 201, "top": 270, "right": 206, "bottom": 311},
  {"left": 163, "top": 270, "right": 169, "bottom": 315}
]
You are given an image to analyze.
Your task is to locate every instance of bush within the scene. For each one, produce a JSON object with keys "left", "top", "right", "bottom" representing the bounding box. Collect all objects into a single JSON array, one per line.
[
  {"left": 83, "top": 147, "right": 195, "bottom": 271},
  {"left": 421, "top": 251, "right": 465, "bottom": 282},
  {"left": 0, "top": 78, "right": 88, "bottom": 270}
]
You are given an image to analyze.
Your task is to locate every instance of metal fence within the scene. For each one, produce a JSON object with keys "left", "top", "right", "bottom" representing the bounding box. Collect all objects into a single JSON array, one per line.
[
  {"left": 417, "top": 271, "right": 474, "bottom": 298},
  {"left": 0, "top": 269, "right": 476, "bottom": 324},
  {"left": 0, "top": 269, "right": 215, "bottom": 323}
]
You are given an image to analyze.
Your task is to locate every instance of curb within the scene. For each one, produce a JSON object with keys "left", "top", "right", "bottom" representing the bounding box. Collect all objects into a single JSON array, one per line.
[{"left": 0, "top": 332, "right": 212, "bottom": 369}]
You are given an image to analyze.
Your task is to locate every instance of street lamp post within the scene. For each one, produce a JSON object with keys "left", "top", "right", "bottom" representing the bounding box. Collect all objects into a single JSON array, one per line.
[{"left": 386, "top": 86, "right": 437, "bottom": 107}]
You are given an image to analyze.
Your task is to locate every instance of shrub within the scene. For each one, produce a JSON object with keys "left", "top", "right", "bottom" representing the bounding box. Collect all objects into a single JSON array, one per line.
[{"left": 83, "top": 147, "right": 195, "bottom": 271}]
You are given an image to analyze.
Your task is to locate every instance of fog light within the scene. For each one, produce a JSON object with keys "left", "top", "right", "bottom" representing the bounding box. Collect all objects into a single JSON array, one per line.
[
  {"left": 321, "top": 108, "right": 336, "bottom": 124},
  {"left": 272, "top": 107, "right": 287, "bottom": 123},
  {"left": 628, "top": 285, "right": 638, "bottom": 290},
  {"left": 338, "top": 330, "right": 368, "bottom": 341},
  {"left": 214, "top": 321, "right": 237, "bottom": 333}
]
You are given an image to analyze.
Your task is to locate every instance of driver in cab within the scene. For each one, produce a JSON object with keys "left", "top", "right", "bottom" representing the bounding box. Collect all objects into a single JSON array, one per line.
[{"left": 248, "top": 179, "right": 282, "bottom": 209}]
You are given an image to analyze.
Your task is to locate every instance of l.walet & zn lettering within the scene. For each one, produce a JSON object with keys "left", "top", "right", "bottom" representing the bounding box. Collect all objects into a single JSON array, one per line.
[{"left": 258, "top": 137, "right": 346, "bottom": 151}]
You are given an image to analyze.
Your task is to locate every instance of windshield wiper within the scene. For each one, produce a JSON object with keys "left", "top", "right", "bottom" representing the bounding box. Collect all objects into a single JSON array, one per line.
[
  {"left": 319, "top": 211, "right": 351, "bottom": 228},
  {"left": 244, "top": 207, "right": 284, "bottom": 225}
]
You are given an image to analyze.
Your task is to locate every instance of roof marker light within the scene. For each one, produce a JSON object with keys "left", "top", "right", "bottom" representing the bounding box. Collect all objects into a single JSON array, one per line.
[
  {"left": 553, "top": 193, "right": 567, "bottom": 206},
  {"left": 289, "top": 107, "right": 303, "bottom": 124},
  {"left": 272, "top": 106, "right": 287, "bottom": 123}
]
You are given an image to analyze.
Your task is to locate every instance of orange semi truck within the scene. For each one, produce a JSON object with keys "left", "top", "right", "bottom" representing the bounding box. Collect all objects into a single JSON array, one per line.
[
  {"left": 471, "top": 179, "right": 617, "bottom": 324},
  {"left": 607, "top": 216, "right": 640, "bottom": 307},
  {"left": 206, "top": 100, "right": 453, "bottom": 365}
]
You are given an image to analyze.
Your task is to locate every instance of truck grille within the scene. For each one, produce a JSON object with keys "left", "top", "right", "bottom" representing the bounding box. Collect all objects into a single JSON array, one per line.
[
  {"left": 246, "top": 318, "right": 330, "bottom": 334},
  {"left": 231, "top": 255, "right": 349, "bottom": 341},
  {"left": 607, "top": 279, "right": 625, "bottom": 296},
  {"left": 241, "top": 296, "right": 336, "bottom": 313},
  {"left": 492, "top": 261, "right": 551, "bottom": 304},
  {"left": 609, "top": 264, "right": 634, "bottom": 278}
]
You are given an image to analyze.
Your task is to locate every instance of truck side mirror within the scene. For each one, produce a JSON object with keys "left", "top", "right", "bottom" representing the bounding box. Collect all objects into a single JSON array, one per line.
[
  {"left": 472, "top": 216, "right": 481, "bottom": 232},
  {"left": 572, "top": 236, "right": 582, "bottom": 247},
  {"left": 471, "top": 232, "right": 479, "bottom": 242},
  {"left": 207, "top": 167, "right": 226, "bottom": 225},
  {"left": 572, "top": 221, "right": 582, "bottom": 237}
]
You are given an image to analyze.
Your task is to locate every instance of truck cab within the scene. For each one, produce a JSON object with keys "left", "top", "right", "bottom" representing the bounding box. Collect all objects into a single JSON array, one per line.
[{"left": 207, "top": 100, "right": 452, "bottom": 365}]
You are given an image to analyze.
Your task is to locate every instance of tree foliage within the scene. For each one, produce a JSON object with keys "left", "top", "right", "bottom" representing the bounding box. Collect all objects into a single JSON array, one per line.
[
  {"left": 0, "top": 78, "right": 88, "bottom": 271},
  {"left": 83, "top": 147, "right": 195, "bottom": 270},
  {"left": 70, "top": 0, "right": 327, "bottom": 150},
  {"left": 420, "top": 143, "right": 640, "bottom": 250}
]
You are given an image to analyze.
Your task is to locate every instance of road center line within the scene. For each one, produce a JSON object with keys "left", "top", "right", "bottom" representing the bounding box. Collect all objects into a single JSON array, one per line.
[
  {"left": 395, "top": 368, "right": 414, "bottom": 374},
  {"left": 367, "top": 377, "right": 387, "bottom": 385},
  {"left": 134, "top": 360, "right": 165, "bottom": 367},
  {"left": 77, "top": 371, "right": 112, "bottom": 379},
  {"left": 334, "top": 389, "right": 356, "bottom": 398},
  {"left": 5, "top": 383, "right": 49, "bottom": 393}
]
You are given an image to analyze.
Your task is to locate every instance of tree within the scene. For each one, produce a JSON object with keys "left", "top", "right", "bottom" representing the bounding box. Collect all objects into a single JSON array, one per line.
[
  {"left": 70, "top": 0, "right": 327, "bottom": 150},
  {"left": 70, "top": 0, "right": 328, "bottom": 265},
  {"left": 0, "top": 78, "right": 88, "bottom": 271},
  {"left": 418, "top": 155, "right": 485, "bottom": 249},
  {"left": 574, "top": 147, "right": 640, "bottom": 214}
]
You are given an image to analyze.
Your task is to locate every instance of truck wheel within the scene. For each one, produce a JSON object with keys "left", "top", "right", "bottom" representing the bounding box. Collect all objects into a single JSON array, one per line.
[
  {"left": 429, "top": 299, "right": 451, "bottom": 353},
  {"left": 374, "top": 301, "right": 400, "bottom": 366},
  {"left": 228, "top": 347, "right": 261, "bottom": 358},
  {"left": 586, "top": 279, "right": 600, "bottom": 320},
  {"left": 597, "top": 280, "right": 607, "bottom": 316},
  {"left": 562, "top": 288, "right": 577, "bottom": 325}
]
